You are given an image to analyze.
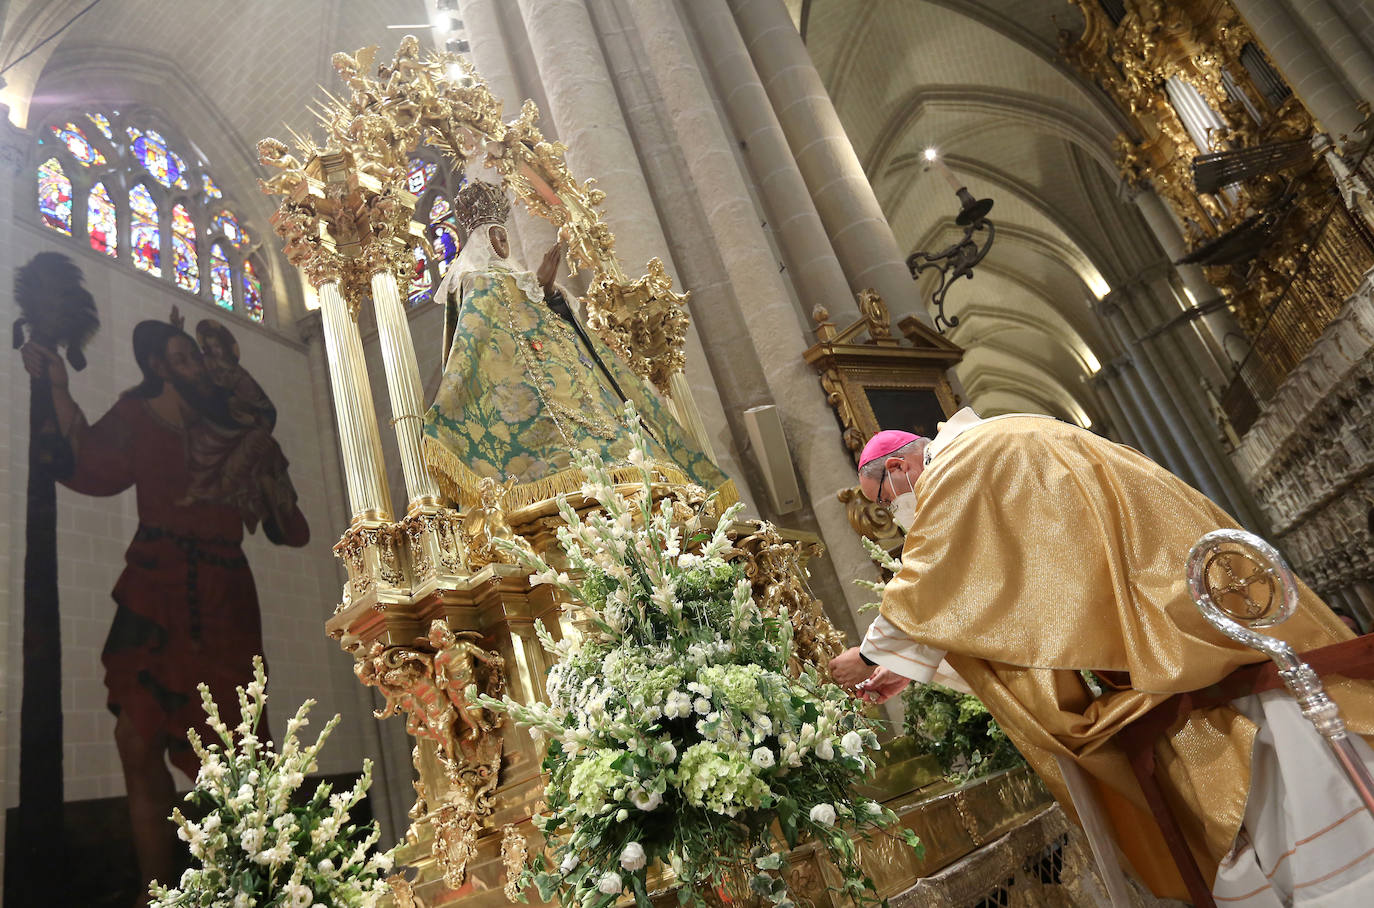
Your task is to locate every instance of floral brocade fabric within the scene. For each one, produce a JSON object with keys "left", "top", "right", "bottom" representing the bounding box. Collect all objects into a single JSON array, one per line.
[{"left": 421, "top": 269, "right": 733, "bottom": 510}]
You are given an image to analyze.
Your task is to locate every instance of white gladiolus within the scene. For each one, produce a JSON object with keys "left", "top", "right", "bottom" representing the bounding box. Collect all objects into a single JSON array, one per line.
[
  {"left": 809, "top": 803, "right": 837, "bottom": 826},
  {"left": 841, "top": 730, "right": 864, "bottom": 757},
  {"left": 560, "top": 853, "right": 579, "bottom": 874},
  {"left": 597, "top": 871, "right": 623, "bottom": 894},
  {"left": 620, "top": 842, "right": 647, "bottom": 871}
]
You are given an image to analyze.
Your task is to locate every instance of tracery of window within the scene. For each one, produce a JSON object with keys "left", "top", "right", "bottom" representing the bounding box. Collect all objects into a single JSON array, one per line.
[
  {"left": 88, "top": 183, "right": 117, "bottom": 258},
  {"left": 34, "top": 109, "right": 272, "bottom": 324}
]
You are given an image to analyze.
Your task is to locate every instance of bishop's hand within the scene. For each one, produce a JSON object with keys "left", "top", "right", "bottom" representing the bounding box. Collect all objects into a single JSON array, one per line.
[
  {"left": 829, "top": 646, "right": 875, "bottom": 689},
  {"left": 856, "top": 667, "right": 911, "bottom": 704},
  {"left": 537, "top": 243, "right": 563, "bottom": 292}
]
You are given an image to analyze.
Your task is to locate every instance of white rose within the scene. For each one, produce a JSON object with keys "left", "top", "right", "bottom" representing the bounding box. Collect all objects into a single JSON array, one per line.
[
  {"left": 841, "top": 731, "right": 864, "bottom": 757},
  {"left": 654, "top": 741, "right": 678, "bottom": 764},
  {"left": 597, "top": 871, "right": 623, "bottom": 894},
  {"left": 560, "top": 852, "right": 579, "bottom": 874},
  {"left": 619, "top": 842, "right": 647, "bottom": 871},
  {"left": 816, "top": 739, "right": 835, "bottom": 761},
  {"left": 287, "top": 883, "right": 312, "bottom": 908},
  {"left": 865, "top": 801, "right": 883, "bottom": 815},
  {"left": 751, "top": 747, "right": 775, "bottom": 769},
  {"left": 809, "top": 803, "right": 837, "bottom": 827},
  {"left": 631, "top": 789, "right": 663, "bottom": 811}
]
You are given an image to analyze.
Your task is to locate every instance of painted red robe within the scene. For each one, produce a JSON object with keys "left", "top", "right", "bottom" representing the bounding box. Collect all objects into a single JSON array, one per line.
[{"left": 62, "top": 395, "right": 308, "bottom": 778}]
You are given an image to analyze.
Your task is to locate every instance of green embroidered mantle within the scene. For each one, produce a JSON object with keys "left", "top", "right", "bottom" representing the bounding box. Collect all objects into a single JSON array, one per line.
[{"left": 421, "top": 270, "right": 735, "bottom": 511}]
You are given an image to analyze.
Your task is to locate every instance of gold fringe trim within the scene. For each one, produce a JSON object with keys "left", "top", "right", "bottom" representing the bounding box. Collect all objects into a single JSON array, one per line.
[{"left": 423, "top": 435, "right": 739, "bottom": 514}]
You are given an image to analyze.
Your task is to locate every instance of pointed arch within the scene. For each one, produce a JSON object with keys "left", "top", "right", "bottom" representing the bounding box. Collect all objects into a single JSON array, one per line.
[
  {"left": 87, "top": 182, "right": 117, "bottom": 257},
  {"left": 37, "top": 157, "right": 73, "bottom": 235}
]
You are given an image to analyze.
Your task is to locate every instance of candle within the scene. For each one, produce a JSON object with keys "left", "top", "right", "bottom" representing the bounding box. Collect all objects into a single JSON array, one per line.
[{"left": 926, "top": 152, "right": 963, "bottom": 194}]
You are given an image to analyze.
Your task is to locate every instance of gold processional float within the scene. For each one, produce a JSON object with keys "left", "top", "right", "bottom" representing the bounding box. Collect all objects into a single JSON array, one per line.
[{"left": 258, "top": 39, "right": 1066, "bottom": 908}]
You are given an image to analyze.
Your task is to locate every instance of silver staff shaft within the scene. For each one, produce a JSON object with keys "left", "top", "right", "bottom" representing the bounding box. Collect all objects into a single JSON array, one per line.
[{"left": 1187, "top": 528, "right": 1374, "bottom": 818}]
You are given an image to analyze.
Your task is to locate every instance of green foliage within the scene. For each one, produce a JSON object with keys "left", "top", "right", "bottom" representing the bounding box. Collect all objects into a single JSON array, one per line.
[
  {"left": 148, "top": 657, "right": 395, "bottom": 908},
  {"left": 901, "top": 682, "right": 1025, "bottom": 783},
  {"left": 481, "top": 405, "right": 919, "bottom": 908}
]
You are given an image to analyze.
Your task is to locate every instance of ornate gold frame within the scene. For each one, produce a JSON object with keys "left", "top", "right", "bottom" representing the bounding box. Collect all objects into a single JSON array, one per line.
[
  {"left": 804, "top": 291, "right": 964, "bottom": 543},
  {"left": 804, "top": 290, "right": 964, "bottom": 461}
]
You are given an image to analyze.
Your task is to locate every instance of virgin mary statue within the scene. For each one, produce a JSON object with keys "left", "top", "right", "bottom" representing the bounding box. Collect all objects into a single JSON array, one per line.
[{"left": 421, "top": 178, "right": 735, "bottom": 512}]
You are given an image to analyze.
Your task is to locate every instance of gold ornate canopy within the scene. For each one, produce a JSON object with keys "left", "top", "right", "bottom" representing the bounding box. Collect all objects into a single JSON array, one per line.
[{"left": 260, "top": 36, "right": 689, "bottom": 397}]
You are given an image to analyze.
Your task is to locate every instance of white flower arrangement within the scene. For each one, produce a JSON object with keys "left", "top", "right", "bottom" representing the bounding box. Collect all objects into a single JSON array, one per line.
[
  {"left": 480, "top": 405, "right": 920, "bottom": 908},
  {"left": 149, "top": 657, "right": 395, "bottom": 908}
]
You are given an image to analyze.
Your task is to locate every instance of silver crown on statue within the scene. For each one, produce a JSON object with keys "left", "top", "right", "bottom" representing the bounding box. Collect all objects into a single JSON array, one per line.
[{"left": 454, "top": 179, "right": 512, "bottom": 235}]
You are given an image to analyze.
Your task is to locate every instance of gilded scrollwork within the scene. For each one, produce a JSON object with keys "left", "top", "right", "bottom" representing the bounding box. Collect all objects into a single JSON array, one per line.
[
  {"left": 726, "top": 522, "right": 847, "bottom": 677},
  {"left": 350, "top": 620, "right": 507, "bottom": 889}
]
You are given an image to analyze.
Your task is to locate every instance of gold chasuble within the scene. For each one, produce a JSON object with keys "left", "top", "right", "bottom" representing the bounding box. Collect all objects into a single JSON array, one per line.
[
  {"left": 421, "top": 266, "right": 734, "bottom": 511},
  {"left": 879, "top": 416, "right": 1374, "bottom": 898}
]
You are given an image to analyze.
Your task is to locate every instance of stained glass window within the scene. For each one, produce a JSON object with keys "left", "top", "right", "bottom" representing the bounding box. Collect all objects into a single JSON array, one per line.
[
  {"left": 51, "top": 123, "right": 106, "bottom": 166},
  {"left": 433, "top": 223, "right": 461, "bottom": 263},
  {"left": 88, "top": 183, "right": 117, "bottom": 257},
  {"left": 202, "top": 173, "right": 223, "bottom": 199},
  {"left": 130, "top": 184, "right": 161, "bottom": 276},
  {"left": 242, "top": 260, "right": 263, "bottom": 322},
  {"left": 86, "top": 112, "right": 113, "bottom": 140},
  {"left": 38, "top": 158, "right": 73, "bottom": 235},
  {"left": 211, "top": 210, "right": 246, "bottom": 247},
  {"left": 128, "top": 127, "right": 186, "bottom": 189},
  {"left": 408, "top": 245, "right": 433, "bottom": 305},
  {"left": 171, "top": 203, "right": 199, "bottom": 293},
  {"left": 407, "top": 158, "right": 438, "bottom": 194},
  {"left": 210, "top": 243, "right": 234, "bottom": 310},
  {"left": 429, "top": 196, "right": 452, "bottom": 222}
]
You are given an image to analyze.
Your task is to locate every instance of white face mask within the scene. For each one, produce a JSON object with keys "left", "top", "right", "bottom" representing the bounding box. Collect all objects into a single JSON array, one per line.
[{"left": 887, "top": 470, "right": 917, "bottom": 533}]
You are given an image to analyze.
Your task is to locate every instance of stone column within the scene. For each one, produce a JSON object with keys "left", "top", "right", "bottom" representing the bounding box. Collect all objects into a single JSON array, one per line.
[
  {"left": 1100, "top": 298, "right": 1213, "bottom": 489},
  {"left": 684, "top": 0, "right": 856, "bottom": 320},
  {"left": 1091, "top": 371, "right": 1143, "bottom": 450},
  {"left": 513, "top": 0, "right": 728, "bottom": 462},
  {"left": 317, "top": 279, "right": 392, "bottom": 521},
  {"left": 1133, "top": 189, "right": 1241, "bottom": 380},
  {"left": 625, "top": 0, "right": 881, "bottom": 623},
  {"left": 370, "top": 268, "right": 440, "bottom": 510},
  {"left": 1111, "top": 356, "right": 1193, "bottom": 478},
  {"left": 728, "top": 0, "right": 929, "bottom": 325},
  {"left": 456, "top": 0, "right": 555, "bottom": 272},
  {"left": 1293, "top": 0, "right": 1374, "bottom": 110},
  {"left": 1230, "top": 0, "right": 1366, "bottom": 142},
  {"left": 1130, "top": 271, "right": 1265, "bottom": 526}
]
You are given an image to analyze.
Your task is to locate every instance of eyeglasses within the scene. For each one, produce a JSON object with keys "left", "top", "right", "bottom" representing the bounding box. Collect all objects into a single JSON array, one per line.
[{"left": 876, "top": 467, "right": 893, "bottom": 507}]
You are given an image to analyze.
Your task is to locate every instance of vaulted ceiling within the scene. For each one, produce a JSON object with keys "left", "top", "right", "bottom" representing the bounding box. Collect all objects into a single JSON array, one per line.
[{"left": 797, "top": 0, "right": 1166, "bottom": 429}]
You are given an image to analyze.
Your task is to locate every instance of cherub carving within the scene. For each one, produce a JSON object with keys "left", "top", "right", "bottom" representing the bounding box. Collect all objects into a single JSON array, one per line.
[
  {"left": 429, "top": 621, "right": 505, "bottom": 757},
  {"left": 257, "top": 137, "right": 306, "bottom": 196},
  {"left": 462, "top": 476, "right": 525, "bottom": 567}
]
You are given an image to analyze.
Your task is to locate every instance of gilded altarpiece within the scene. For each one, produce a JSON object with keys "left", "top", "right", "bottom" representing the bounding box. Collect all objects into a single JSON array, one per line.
[
  {"left": 252, "top": 39, "right": 1090, "bottom": 908},
  {"left": 1062, "top": 0, "right": 1374, "bottom": 421}
]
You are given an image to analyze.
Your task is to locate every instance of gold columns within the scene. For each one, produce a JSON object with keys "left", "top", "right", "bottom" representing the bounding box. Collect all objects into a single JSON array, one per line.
[
  {"left": 370, "top": 265, "right": 441, "bottom": 510},
  {"left": 316, "top": 276, "right": 392, "bottom": 522}
]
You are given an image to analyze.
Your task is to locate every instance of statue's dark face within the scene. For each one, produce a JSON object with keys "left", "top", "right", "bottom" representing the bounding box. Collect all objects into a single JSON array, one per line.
[{"left": 488, "top": 224, "right": 510, "bottom": 259}]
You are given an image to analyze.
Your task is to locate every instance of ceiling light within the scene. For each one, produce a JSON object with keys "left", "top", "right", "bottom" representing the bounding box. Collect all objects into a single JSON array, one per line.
[{"left": 923, "top": 147, "right": 938, "bottom": 161}]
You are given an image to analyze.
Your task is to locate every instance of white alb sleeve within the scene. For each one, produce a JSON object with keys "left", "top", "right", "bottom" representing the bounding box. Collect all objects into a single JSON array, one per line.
[{"left": 860, "top": 614, "right": 947, "bottom": 684}]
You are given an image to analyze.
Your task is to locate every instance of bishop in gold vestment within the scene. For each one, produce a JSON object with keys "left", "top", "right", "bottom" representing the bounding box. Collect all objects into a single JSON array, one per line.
[{"left": 830, "top": 410, "right": 1374, "bottom": 902}]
